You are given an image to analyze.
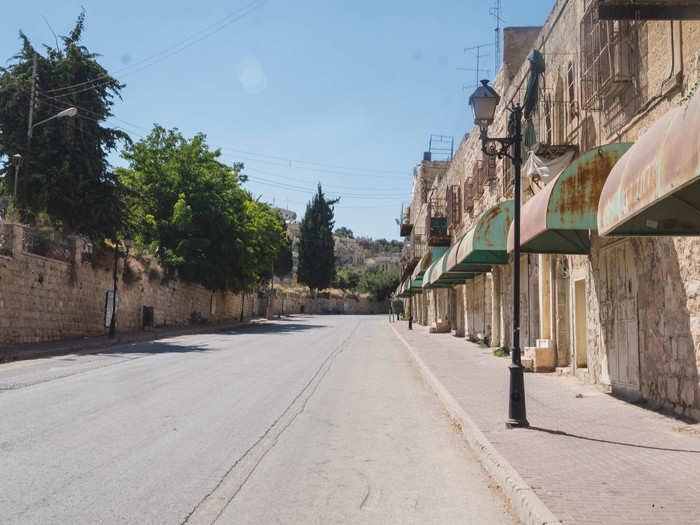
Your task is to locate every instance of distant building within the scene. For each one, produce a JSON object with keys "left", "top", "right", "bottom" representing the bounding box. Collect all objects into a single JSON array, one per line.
[{"left": 334, "top": 235, "right": 365, "bottom": 267}]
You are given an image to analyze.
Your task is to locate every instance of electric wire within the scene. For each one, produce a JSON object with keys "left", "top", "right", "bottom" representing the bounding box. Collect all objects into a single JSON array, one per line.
[{"left": 45, "top": 0, "right": 266, "bottom": 97}]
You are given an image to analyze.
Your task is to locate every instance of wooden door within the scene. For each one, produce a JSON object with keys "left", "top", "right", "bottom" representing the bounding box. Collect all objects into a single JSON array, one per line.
[{"left": 601, "top": 241, "right": 640, "bottom": 397}]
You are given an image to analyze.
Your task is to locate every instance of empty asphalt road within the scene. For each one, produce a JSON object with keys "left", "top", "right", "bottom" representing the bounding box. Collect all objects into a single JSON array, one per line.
[{"left": 0, "top": 315, "right": 516, "bottom": 524}]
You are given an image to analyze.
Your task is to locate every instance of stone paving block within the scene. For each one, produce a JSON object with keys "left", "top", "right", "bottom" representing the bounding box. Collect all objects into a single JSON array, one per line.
[{"left": 392, "top": 321, "right": 700, "bottom": 525}]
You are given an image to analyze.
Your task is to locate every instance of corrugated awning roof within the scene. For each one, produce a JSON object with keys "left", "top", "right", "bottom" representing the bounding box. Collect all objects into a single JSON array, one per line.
[
  {"left": 507, "top": 144, "right": 631, "bottom": 254},
  {"left": 598, "top": 91, "right": 700, "bottom": 236}
]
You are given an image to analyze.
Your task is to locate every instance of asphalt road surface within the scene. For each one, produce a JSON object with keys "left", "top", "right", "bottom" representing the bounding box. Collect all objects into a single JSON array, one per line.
[{"left": 0, "top": 315, "right": 516, "bottom": 524}]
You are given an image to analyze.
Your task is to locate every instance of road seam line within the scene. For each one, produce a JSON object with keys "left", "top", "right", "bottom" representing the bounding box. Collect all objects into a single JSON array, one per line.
[
  {"left": 182, "top": 321, "right": 360, "bottom": 525},
  {"left": 387, "top": 322, "right": 562, "bottom": 525}
]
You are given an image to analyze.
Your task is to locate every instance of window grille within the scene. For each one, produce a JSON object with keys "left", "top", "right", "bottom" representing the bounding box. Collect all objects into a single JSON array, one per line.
[
  {"left": 463, "top": 178, "right": 475, "bottom": 212},
  {"left": 580, "top": 3, "right": 633, "bottom": 108},
  {"left": 567, "top": 61, "right": 576, "bottom": 120},
  {"left": 474, "top": 160, "right": 484, "bottom": 197},
  {"left": 447, "top": 185, "right": 461, "bottom": 230}
]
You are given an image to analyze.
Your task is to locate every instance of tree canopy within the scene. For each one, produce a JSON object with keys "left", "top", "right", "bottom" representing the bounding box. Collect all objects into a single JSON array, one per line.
[
  {"left": 0, "top": 10, "right": 130, "bottom": 239},
  {"left": 297, "top": 184, "right": 338, "bottom": 293},
  {"left": 334, "top": 226, "right": 354, "bottom": 238},
  {"left": 117, "top": 125, "right": 286, "bottom": 292}
]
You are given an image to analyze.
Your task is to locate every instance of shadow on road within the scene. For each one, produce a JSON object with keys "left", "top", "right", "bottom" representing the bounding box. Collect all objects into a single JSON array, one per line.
[{"left": 88, "top": 319, "right": 330, "bottom": 357}]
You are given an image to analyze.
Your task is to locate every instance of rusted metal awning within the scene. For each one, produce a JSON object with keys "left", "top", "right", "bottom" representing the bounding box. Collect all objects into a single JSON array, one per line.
[
  {"left": 412, "top": 246, "right": 449, "bottom": 281},
  {"left": 428, "top": 241, "right": 476, "bottom": 288},
  {"left": 455, "top": 201, "right": 514, "bottom": 269},
  {"left": 598, "top": 92, "right": 700, "bottom": 236},
  {"left": 424, "top": 201, "right": 514, "bottom": 289},
  {"left": 507, "top": 144, "right": 632, "bottom": 254}
]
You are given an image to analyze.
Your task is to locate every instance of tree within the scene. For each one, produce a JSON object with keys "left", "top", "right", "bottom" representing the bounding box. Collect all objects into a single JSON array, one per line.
[
  {"left": 298, "top": 184, "right": 338, "bottom": 293},
  {"left": 274, "top": 233, "right": 293, "bottom": 279},
  {"left": 334, "top": 226, "right": 354, "bottom": 238},
  {"left": 332, "top": 267, "right": 361, "bottom": 291},
  {"left": 118, "top": 125, "right": 286, "bottom": 292},
  {"left": 357, "top": 268, "right": 399, "bottom": 302},
  {"left": 0, "top": 10, "right": 130, "bottom": 239}
]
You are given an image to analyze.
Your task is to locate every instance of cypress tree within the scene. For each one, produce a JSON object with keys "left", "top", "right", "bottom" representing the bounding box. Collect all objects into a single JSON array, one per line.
[{"left": 298, "top": 184, "right": 338, "bottom": 294}]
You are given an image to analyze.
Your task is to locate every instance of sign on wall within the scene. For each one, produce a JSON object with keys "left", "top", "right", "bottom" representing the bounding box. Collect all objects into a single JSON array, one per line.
[{"left": 104, "top": 291, "right": 120, "bottom": 328}]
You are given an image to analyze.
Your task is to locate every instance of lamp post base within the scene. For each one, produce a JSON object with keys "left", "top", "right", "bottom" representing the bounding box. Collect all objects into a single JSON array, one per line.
[{"left": 506, "top": 350, "right": 529, "bottom": 428}]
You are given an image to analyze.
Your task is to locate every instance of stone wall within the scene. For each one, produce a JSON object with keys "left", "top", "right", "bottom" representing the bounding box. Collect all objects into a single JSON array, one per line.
[{"left": 0, "top": 223, "right": 386, "bottom": 347}]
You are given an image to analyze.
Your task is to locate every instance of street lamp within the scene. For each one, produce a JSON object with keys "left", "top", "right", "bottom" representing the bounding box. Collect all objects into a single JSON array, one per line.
[
  {"left": 469, "top": 79, "right": 528, "bottom": 429},
  {"left": 22, "top": 107, "right": 78, "bottom": 206}
]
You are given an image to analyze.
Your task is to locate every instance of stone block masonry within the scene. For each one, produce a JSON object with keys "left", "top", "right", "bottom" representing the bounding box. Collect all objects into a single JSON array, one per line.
[{"left": 0, "top": 224, "right": 385, "bottom": 347}]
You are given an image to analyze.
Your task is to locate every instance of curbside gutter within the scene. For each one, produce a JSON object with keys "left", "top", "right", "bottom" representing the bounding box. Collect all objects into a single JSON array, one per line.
[{"left": 388, "top": 322, "right": 562, "bottom": 525}]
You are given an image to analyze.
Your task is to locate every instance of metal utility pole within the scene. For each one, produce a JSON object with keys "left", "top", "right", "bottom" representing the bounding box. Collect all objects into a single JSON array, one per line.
[{"left": 23, "top": 53, "right": 38, "bottom": 206}]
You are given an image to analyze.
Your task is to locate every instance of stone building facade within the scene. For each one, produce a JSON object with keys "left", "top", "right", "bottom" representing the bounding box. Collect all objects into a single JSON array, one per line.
[{"left": 398, "top": 0, "right": 700, "bottom": 419}]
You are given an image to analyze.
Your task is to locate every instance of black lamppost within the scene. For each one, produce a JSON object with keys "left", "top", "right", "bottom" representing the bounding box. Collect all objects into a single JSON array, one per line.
[{"left": 469, "top": 79, "right": 529, "bottom": 429}]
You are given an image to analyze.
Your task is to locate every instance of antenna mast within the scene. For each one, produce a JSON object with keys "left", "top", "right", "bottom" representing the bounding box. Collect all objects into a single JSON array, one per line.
[{"left": 489, "top": 0, "right": 503, "bottom": 76}]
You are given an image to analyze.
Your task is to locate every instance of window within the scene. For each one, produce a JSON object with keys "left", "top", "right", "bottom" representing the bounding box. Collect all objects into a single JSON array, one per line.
[
  {"left": 567, "top": 62, "right": 576, "bottom": 120},
  {"left": 483, "top": 149, "right": 496, "bottom": 183},
  {"left": 474, "top": 160, "right": 484, "bottom": 197},
  {"left": 544, "top": 95, "right": 552, "bottom": 145},
  {"left": 580, "top": 3, "right": 633, "bottom": 108},
  {"left": 447, "top": 185, "right": 461, "bottom": 230},
  {"left": 463, "top": 178, "right": 474, "bottom": 212}
]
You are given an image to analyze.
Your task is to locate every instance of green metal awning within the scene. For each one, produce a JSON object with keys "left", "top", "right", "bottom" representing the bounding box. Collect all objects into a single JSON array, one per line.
[
  {"left": 507, "top": 144, "right": 632, "bottom": 254},
  {"left": 422, "top": 202, "right": 513, "bottom": 290},
  {"left": 454, "top": 200, "right": 514, "bottom": 270},
  {"left": 429, "top": 241, "right": 477, "bottom": 288},
  {"left": 598, "top": 90, "right": 700, "bottom": 236},
  {"left": 408, "top": 277, "right": 424, "bottom": 294},
  {"left": 412, "top": 246, "right": 449, "bottom": 281}
]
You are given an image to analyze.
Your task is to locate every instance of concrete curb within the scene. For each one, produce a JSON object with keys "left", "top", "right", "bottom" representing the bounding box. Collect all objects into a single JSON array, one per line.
[
  {"left": 0, "top": 318, "right": 270, "bottom": 363},
  {"left": 388, "top": 322, "right": 562, "bottom": 525}
]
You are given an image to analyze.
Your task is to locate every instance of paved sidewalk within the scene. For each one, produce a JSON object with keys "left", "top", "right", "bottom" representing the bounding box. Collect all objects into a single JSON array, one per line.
[
  {"left": 390, "top": 320, "right": 700, "bottom": 525},
  {"left": 0, "top": 317, "right": 269, "bottom": 362}
]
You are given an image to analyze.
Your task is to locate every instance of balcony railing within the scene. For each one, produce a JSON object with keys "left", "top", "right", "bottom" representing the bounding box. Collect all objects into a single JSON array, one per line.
[{"left": 425, "top": 198, "right": 450, "bottom": 246}]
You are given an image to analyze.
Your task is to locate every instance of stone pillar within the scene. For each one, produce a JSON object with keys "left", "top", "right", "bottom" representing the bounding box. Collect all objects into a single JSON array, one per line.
[
  {"left": 526, "top": 253, "right": 555, "bottom": 371},
  {"left": 539, "top": 254, "right": 552, "bottom": 340}
]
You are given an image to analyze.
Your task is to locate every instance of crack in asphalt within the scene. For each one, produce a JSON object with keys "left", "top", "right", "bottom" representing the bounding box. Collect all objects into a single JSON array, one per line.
[{"left": 182, "top": 319, "right": 361, "bottom": 525}]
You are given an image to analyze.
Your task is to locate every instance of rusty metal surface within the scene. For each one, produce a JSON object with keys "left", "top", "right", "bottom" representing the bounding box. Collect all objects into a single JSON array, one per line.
[
  {"left": 598, "top": 90, "right": 700, "bottom": 236},
  {"left": 507, "top": 144, "right": 632, "bottom": 252},
  {"left": 455, "top": 201, "right": 514, "bottom": 266}
]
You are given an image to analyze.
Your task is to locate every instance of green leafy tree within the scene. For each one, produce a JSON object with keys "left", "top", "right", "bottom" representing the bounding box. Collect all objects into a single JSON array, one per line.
[
  {"left": 357, "top": 267, "right": 400, "bottom": 302},
  {"left": 334, "top": 226, "right": 354, "bottom": 238},
  {"left": 0, "top": 10, "right": 130, "bottom": 238},
  {"left": 274, "top": 233, "right": 293, "bottom": 278},
  {"left": 331, "top": 267, "right": 361, "bottom": 291},
  {"left": 118, "top": 125, "right": 286, "bottom": 292},
  {"left": 298, "top": 184, "right": 338, "bottom": 293}
]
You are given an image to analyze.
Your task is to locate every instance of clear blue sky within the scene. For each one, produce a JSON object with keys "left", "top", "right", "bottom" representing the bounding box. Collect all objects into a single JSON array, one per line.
[{"left": 2, "top": 1, "right": 553, "bottom": 240}]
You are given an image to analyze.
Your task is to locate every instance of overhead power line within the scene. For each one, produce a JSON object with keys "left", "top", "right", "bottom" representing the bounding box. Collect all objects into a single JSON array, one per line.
[{"left": 46, "top": 0, "right": 267, "bottom": 98}]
